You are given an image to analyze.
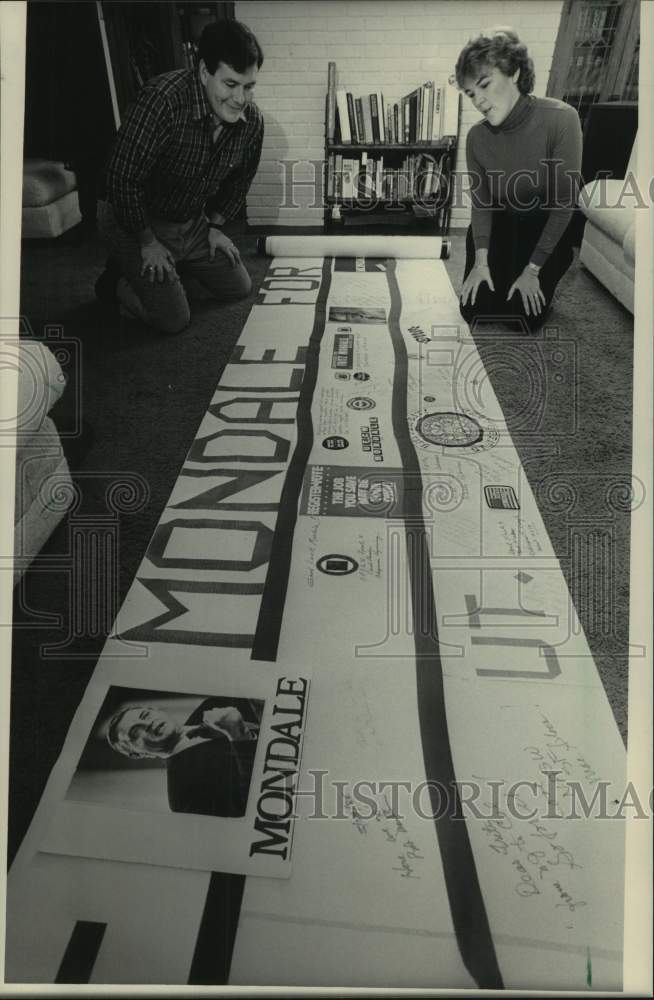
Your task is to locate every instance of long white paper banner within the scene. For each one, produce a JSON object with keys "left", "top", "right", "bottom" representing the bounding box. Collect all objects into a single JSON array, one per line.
[{"left": 6, "top": 248, "right": 625, "bottom": 990}]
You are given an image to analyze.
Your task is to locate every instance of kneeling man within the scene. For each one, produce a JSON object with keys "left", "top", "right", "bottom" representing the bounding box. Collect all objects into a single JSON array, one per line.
[{"left": 96, "top": 19, "right": 264, "bottom": 333}]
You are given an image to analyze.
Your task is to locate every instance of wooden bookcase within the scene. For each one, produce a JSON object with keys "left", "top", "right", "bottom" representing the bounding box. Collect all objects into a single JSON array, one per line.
[{"left": 324, "top": 71, "right": 460, "bottom": 236}]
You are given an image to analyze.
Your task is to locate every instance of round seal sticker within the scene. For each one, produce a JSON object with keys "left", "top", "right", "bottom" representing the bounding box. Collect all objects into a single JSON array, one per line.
[
  {"left": 323, "top": 435, "right": 349, "bottom": 450},
  {"left": 416, "top": 411, "right": 483, "bottom": 448},
  {"left": 317, "top": 554, "right": 358, "bottom": 576},
  {"left": 347, "top": 397, "right": 375, "bottom": 411}
]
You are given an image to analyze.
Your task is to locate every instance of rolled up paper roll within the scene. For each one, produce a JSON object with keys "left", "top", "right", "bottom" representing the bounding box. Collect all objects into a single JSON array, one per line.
[{"left": 257, "top": 235, "right": 450, "bottom": 260}]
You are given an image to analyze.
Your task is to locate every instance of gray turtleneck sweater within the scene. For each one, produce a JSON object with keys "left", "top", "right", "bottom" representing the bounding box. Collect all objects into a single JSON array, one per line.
[{"left": 465, "top": 94, "right": 583, "bottom": 267}]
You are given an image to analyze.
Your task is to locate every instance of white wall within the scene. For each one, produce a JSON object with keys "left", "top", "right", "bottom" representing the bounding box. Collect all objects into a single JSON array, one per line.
[{"left": 236, "top": 0, "right": 564, "bottom": 228}]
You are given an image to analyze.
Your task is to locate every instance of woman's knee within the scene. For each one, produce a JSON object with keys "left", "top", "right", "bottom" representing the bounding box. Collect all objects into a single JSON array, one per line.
[
  {"left": 458, "top": 287, "right": 503, "bottom": 326},
  {"left": 459, "top": 296, "right": 474, "bottom": 324},
  {"left": 520, "top": 307, "right": 550, "bottom": 333}
]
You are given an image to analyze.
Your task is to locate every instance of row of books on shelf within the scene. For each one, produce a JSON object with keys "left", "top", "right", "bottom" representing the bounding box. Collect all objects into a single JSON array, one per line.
[
  {"left": 327, "top": 62, "right": 460, "bottom": 145},
  {"left": 326, "top": 151, "right": 445, "bottom": 202}
]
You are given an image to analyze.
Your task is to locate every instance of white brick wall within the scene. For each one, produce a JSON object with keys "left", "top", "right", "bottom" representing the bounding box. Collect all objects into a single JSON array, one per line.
[{"left": 236, "top": 0, "right": 564, "bottom": 228}]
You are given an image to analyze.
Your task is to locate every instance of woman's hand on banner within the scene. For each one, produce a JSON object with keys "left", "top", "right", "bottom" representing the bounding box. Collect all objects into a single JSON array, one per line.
[
  {"left": 460, "top": 263, "right": 495, "bottom": 307},
  {"left": 507, "top": 267, "right": 546, "bottom": 317}
]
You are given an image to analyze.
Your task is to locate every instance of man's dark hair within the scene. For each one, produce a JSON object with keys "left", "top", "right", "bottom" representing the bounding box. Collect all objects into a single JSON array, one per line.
[{"left": 199, "top": 19, "right": 264, "bottom": 74}]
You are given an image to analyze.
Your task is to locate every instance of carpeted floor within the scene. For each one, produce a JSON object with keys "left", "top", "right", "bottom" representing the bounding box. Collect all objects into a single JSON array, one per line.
[{"left": 9, "top": 219, "right": 633, "bottom": 866}]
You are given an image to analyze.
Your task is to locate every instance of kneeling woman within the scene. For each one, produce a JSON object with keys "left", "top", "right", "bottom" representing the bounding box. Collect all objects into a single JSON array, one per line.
[{"left": 455, "top": 28, "right": 582, "bottom": 331}]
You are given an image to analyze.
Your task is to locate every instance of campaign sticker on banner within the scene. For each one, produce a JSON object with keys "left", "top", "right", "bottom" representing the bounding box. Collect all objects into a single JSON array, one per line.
[
  {"left": 323, "top": 435, "right": 349, "bottom": 451},
  {"left": 360, "top": 417, "right": 385, "bottom": 462},
  {"left": 332, "top": 333, "right": 354, "bottom": 370},
  {"left": 484, "top": 485, "right": 520, "bottom": 510},
  {"left": 347, "top": 396, "right": 376, "bottom": 411},
  {"left": 39, "top": 669, "right": 311, "bottom": 878},
  {"left": 329, "top": 306, "right": 387, "bottom": 324},
  {"left": 300, "top": 465, "right": 404, "bottom": 518},
  {"left": 416, "top": 411, "right": 484, "bottom": 448},
  {"left": 334, "top": 257, "right": 389, "bottom": 273}
]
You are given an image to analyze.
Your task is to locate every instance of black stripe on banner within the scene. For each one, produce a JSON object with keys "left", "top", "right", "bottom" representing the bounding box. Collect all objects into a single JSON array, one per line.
[
  {"left": 55, "top": 921, "right": 106, "bottom": 983},
  {"left": 251, "top": 256, "right": 332, "bottom": 662},
  {"left": 188, "top": 872, "right": 245, "bottom": 984},
  {"left": 385, "top": 259, "right": 504, "bottom": 989}
]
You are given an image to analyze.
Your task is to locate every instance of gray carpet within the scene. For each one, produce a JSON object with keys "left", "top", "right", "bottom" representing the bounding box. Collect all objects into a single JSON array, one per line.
[{"left": 9, "top": 222, "right": 633, "bottom": 865}]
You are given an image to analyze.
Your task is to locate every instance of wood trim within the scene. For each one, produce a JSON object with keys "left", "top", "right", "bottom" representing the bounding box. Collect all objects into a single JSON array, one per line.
[
  {"left": 548, "top": 0, "right": 640, "bottom": 104},
  {"left": 546, "top": 0, "right": 579, "bottom": 98},
  {"left": 96, "top": 2, "right": 121, "bottom": 128},
  {"left": 100, "top": 2, "right": 136, "bottom": 116},
  {"left": 599, "top": 0, "right": 640, "bottom": 100}
]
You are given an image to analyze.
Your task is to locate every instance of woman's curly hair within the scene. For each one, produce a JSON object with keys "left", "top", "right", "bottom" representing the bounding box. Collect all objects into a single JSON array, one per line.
[{"left": 453, "top": 27, "right": 535, "bottom": 95}]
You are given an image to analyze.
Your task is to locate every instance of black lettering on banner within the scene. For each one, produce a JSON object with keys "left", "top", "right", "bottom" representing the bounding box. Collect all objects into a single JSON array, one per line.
[
  {"left": 464, "top": 594, "right": 546, "bottom": 627},
  {"left": 266, "top": 279, "right": 322, "bottom": 290},
  {"left": 464, "top": 594, "right": 561, "bottom": 679},
  {"left": 230, "top": 344, "right": 308, "bottom": 365},
  {"left": 259, "top": 765, "right": 298, "bottom": 795},
  {"left": 56, "top": 921, "right": 107, "bottom": 984},
  {"left": 269, "top": 266, "right": 323, "bottom": 277},
  {"left": 36, "top": 865, "right": 243, "bottom": 986},
  {"left": 269, "top": 718, "right": 301, "bottom": 741},
  {"left": 256, "top": 266, "right": 323, "bottom": 303},
  {"left": 174, "top": 468, "right": 284, "bottom": 511},
  {"left": 215, "top": 367, "right": 305, "bottom": 393},
  {"left": 118, "top": 578, "right": 263, "bottom": 647},
  {"left": 250, "top": 677, "right": 309, "bottom": 859},
  {"left": 249, "top": 817, "right": 290, "bottom": 858},
  {"left": 186, "top": 429, "right": 291, "bottom": 464},
  {"left": 146, "top": 519, "right": 272, "bottom": 572},
  {"left": 258, "top": 788, "right": 294, "bottom": 820},
  {"left": 256, "top": 289, "right": 321, "bottom": 306},
  {"left": 471, "top": 636, "right": 562, "bottom": 680},
  {"left": 276, "top": 676, "right": 309, "bottom": 699},
  {"left": 265, "top": 737, "right": 300, "bottom": 768},
  {"left": 209, "top": 397, "right": 298, "bottom": 424}
]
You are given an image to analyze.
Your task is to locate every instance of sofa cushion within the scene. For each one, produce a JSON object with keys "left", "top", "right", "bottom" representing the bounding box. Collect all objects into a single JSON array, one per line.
[
  {"left": 623, "top": 225, "right": 635, "bottom": 265},
  {"left": 23, "top": 158, "right": 78, "bottom": 208},
  {"left": 22, "top": 190, "right": 82, "bottom": 239},
  {"left": 12, "top": 343, "right": 73, "bottom": 584},
  {"left": 15, "top": 340, "right": 67, "bottom": 437},
  {"left": 578, "top": 179, "right": 634, "bottom": 245},
  {"left": 580, "top": 222, "right": 634, "bottom": 313},
  {"left": 14, "top": 425, "right": 73, "bottom": 585}
]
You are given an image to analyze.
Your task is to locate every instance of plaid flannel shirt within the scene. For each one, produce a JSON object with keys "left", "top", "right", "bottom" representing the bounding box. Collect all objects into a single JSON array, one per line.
[{"left": 104, "top": 68, "right": 264, "bottom": 233}]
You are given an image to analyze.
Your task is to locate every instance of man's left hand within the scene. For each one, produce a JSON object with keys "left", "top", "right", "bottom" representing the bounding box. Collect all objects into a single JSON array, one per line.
[
  {"left": 507, "top": 267, "right": 546, "bottom": 317},
  {"left": 208, "top": 227, "right": 241, "bottom": 268}
]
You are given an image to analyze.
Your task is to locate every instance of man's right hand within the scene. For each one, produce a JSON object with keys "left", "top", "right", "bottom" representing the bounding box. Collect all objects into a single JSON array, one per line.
[
  {"left": 140, "top": 240, "right": 176, "bottom": 283},
  {"left": 460, "top": 263, "right": 495, "bottom": 308},
  {"left": 202, "top": 705, "right": 250, "bottom": 740}
]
